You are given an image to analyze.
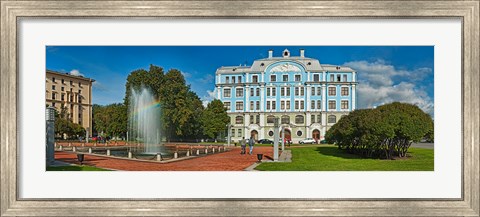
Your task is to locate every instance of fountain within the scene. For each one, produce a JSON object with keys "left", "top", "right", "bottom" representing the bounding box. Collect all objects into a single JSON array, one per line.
[{"left": 128, "top": 87, "right": 163, "bottom": 155}]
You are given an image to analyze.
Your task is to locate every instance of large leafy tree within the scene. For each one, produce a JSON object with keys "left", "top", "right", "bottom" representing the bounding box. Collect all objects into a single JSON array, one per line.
[
  {"left": 92, "top": 103, "right": 127, "bottom": 139},
  {"left": 326, "top": 102, "right": 433, "bottom": 159},
  {"left": 202, "top": 99, "right": 230, "bottom": 139},
  {"left": 54, "top": 105, "right": 85, "bottom": 139}
]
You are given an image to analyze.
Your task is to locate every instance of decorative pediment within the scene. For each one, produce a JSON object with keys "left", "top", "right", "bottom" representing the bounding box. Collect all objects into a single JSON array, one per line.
[{"left": 270, "top": 63, "right": 301, "bottom": 73}]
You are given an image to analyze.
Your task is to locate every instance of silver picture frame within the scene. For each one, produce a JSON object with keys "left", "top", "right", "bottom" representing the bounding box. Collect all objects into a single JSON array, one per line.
[{"left": 1, "top": 0, "right": 478, "bottom": 216}]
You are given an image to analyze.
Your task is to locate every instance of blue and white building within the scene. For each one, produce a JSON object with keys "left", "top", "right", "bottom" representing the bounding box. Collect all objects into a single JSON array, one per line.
[{"left": 215, "top": 49, "right": 357, "bottom": 143}]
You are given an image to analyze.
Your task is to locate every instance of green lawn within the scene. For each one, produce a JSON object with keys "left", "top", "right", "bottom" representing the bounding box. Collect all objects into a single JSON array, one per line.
[
  {"left": 255, "top": 145, "right": 434, "bottom": 171},
  {"left": 47, "top": 165, "right": 110, "bottom": 171}
]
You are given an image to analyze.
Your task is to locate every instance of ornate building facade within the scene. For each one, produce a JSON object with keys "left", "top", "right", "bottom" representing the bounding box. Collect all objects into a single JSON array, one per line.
[
  {"left": 46, "top": 70, "right": 95, "bottom": 135},
  {"left": 215, "top": 49, "right": 357, "bottom": 143}
]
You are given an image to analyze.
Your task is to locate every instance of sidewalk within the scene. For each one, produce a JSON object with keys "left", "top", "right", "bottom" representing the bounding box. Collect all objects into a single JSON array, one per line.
[{"left": 55, "top": 146, "right": 275, "bottom": 171}]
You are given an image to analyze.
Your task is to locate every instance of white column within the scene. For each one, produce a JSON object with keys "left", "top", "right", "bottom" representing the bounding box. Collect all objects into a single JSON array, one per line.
[
  {"left": 306, "top": 85, "right": 311, "bottom": 111},
  {"left": 322, "top": 71, "right": 326, "bottom": 81},
  {"left": 306, "top": 113, "right": 311, "bottom": 138},
  {"left": 245, "top": 85, "right": 250, "bottom": 112},
  {"left": 246, "top": 72, "right": 249, "bottom": 83},
  {"left": 260, "top": 85, "right": 265, "bottom": 111},
  {"left": 352, "top": 71, "right": 356, "bottom": 82},
  {"left": 216, "top": 86, "right": 221, "bottom": 99},
  {"left": 261, "top": 72, "right": 264, "bottom": 82},
  {"left": 259, "top": 114, "right": 265, "bottom": 139},
  {"left": 307, "top": 71, "right": 311, "bottom": 82},
  {"left": 322, "top": 84, "right": 327, "bottom": 126},
  {"left": 352, "top": 84, "right": 356, "bottom": 110}
]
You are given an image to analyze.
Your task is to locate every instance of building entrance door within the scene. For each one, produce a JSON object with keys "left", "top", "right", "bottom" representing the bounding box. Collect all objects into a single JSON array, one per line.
[
  {"left": 312, "top": 129, "right": 320, "bottom": 142},
  {"left": 250, "top": 130, "right": 258, "bottom": 141},
  {"left": 280, "top": 129, "right": 292, "bottom": 142}
]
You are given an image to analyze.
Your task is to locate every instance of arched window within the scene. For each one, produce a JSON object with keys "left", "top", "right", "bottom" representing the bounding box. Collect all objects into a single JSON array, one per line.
[
  {"left": 235, "top": 116, "right": 244, "bottom": 124},
  {"left": 267, "top": 115, "right": 276, "bottom": 124},
  {"left": 281, "top": 115, "right": 290, "bottom": 124},
  {"left": 328, "top": 115, "right": 337, "bottom": 124},
  {"left": 295, "top": 115, "right": 304, "bottom": 124}
]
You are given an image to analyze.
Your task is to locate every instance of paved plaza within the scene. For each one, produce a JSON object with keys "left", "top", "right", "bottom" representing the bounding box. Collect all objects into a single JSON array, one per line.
[{"left": 54, "top": 146, "right": 276, "bottom": 171}]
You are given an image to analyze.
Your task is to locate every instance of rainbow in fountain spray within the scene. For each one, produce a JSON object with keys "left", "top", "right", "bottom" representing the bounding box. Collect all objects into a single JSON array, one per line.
[{"left": 128, "top": 87, "right": 163, "bottom": 154}]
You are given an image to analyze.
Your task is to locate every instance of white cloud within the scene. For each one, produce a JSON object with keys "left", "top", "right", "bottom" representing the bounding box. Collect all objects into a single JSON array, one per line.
[
  {"left": 344, "top": 60, "right": 434, "bottom": 116},
  {"left": 69, "top": 69, "right": 84, "bottom": 77},
  {"left": 92, "top": 81, "right": 107, "bottom": 92},
  {"left": 201, "top": 88, "right": 217, "bottom": 108},
  {"left": 198, "top": 74, "right": 214, "bottom": 84},
  {"left": 181, "top": 71, "right": 191, "bottom": 78}
]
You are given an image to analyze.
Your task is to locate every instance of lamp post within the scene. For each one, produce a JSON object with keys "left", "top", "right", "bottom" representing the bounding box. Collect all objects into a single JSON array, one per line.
[{"left": 46, "top": 107, "right": 56, "bottom": 166}]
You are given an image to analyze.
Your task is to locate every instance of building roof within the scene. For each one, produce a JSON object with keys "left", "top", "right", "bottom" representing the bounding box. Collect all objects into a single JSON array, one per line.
[
  {"left": 215, "top": 49, "right": 355, "bottom": 74},
  {"left": 46, "top": 69, "right": 96, "bottom": 82}
]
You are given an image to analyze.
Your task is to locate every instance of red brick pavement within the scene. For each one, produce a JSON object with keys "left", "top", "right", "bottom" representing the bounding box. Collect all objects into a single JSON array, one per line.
[{"left": 55, "top": 146, "right": 275, "bottom": 171}]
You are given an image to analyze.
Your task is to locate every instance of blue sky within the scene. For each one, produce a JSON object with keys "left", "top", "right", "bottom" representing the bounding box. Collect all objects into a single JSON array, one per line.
[{"left": 46, "top": 46, "right": 434, "bottom": 115}]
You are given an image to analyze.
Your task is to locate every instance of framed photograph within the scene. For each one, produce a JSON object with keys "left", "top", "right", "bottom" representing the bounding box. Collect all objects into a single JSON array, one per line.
[{"left": 1, "top": 0, "right": 478, "bottom": 216}]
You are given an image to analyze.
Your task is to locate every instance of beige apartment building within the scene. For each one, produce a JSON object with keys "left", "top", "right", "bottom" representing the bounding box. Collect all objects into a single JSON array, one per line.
[{"left": 45, "top": 70, "right": 94, "bottom": 135}]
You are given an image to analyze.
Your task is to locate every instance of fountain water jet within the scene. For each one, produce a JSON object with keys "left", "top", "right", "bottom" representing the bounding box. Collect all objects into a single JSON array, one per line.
[{"left": 128, "top": 87, "right": 163, "bottom": 154}]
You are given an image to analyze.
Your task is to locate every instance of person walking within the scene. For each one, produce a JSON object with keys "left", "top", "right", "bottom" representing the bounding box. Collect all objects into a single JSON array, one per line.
[
  {"left": 248, "top": 136, "right": 254, "bottom": 155},
  {"left": 240, "top": 137, "right": 246, "bottom": 155}
]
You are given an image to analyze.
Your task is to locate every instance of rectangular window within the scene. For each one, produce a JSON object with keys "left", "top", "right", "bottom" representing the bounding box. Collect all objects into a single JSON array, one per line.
[
  {"left": 341, "top": 87, "right": 349, "bottom": 96},
  {"left": 61, "top": 94, "right": 65, "bottom": 101},
  {"left": 328, "top": 87, "right": 336, "bottom": 96},
  {"left": 52, "top": 102, "right": 56, "bottom": 107},
  {"left": 341, "top": 100, "right": 349, "bottom": 109},
  {"left": 272, "top": 101, "right": 276, "bottom": 109},
  {"left": 232, "top": 77, "right": 236, "bottom": 84},
  {"left": 224, "top": 89, "right": 231, "bottom": 97},
  {"left": 343, "top": 75, "right": 347, "bottom": 82},
  {"left": 256, "top": 101, "right": 260, "bottom": 110},
  {"left": 300, "top": 87, "right": 304, "bottom": 96},
  {"left": 266, "top": 101, "right": 271, "bottom": 110},
  {"left": 281, "top": 101, "right": 285, "bottom": 110},
  {"left": 250, "top": 101, "right": 254, "bottom": 110},
  {"left": 70, "top": 80, "right": 73, "bottom": 85},
  {"left": 337, "top": 75, "right": 341, "bottom": 82},
  {"left": 236, "top": 88, "right": 243, "bottom": 97},
  {"left": 79, "top": 82, "right": 82, "bottom": 87},
  {"left": 250, "top": 88, "right": 254, "bottom": 96},
  {"left": 250, "top": 115, "right": 254, "bottom": 124},
  {"left": 271, "top": 75, "right": 276, "bottom": 82},
  {"left": 226, "top": 77, "right": 230, "bottom": 84},
  {"left": 313, "top": 74, "right": 320, "bottom": 81},
  {"left": 295, "top": 87, "right": 299, "bottom": 96},
  {"left": 283, "top": 75, "right": 288, "bottom": 82},
  {"left": 329, "top": 100, "right": 336, "bottom": 110},
  {"left": 256, "top": 88, "right": 260, "bottom": 96},
  {"left": 252, "top": 75, "right": 258, "bottom": 83},
  {"left": 267, "top": 88, "right": 271, "bottom": 96},
  {"left": 311, "top": 100, "right": 315, "bottom": 109},
  {"left": 311, "top": 115, "right": 316, "bottom": 123},
  {"left": 236, "top": 102, "right": 244, "bottom": 110},
  {"left": 238, "top": 76, "right": 242, "bottom": 83},
  {"left": 317, "top": 100, "right": 321, "bottom": 110},
  {"left": 330, "top": 74, "right": 334, "bottom": 82},
  {"left": 272, "top": 87, "right": 276, "bottom": 96},
  {"left": 52, "top": 93, "right": 56, "bottom": 100},
  {"left": 281, "top": 87, "right": 285, "bottom": 96},
  {"left": 256, "top": 115, "right": 260, "bottom": 124},
  {"left": 317, "top": 86, "right": 321, "bottom": 96},
  {"left": 224, "top": 102, "right": 231, "bottom": 110},
  {"left": 52, "top": 77, "right": 55, "bottom": 82},
  {"left": 52, "top": 85, "right": 56, "bottom": 90},
  {"left": 286, "top": 101, "right": 291, "bottom": 110},
  {"left": 61, "top": 87, "right": 64, "bottom": 91},
  {"left": 311, "top": 87, "right": 315, "bottom": 96},
  {"left": 295, "top": 101, "right": 299, "bottom": 110},
  {"left": 238, "top": 129, "right": 242, "bottom": 137},
  {"left": 286, "top": 87, "right": 291, "bottom": 96},
  {"left": 317, "top": 115, "right": 322, "bottom": 123},
  {"left": 231, "top": 128, "right": 235, "bottom": 137},
  {"left": 295, "top": 74, "right": 301, "bottom": 81},
  {"left": 300, "top": 100, "right": 304, "bottom": 109}
]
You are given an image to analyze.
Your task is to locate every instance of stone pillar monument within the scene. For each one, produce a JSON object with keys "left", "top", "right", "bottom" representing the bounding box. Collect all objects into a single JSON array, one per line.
[{"left": 46, "top": 107, "right": 56, "bottom": 166}]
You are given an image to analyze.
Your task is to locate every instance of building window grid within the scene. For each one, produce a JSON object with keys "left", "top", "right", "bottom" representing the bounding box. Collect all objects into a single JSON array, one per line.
[
  {"left": 317, "top": 100, "right": 321, "bottom": 110},
  {"left": 236, "top": 88, "right": 243, "bottom": 97},
  {"left": 341, "top": 87, "right": 349, "bottom": 96},
  {"left": 236, "top": 116, "right": 244, "bottom": 124},
  {"left": 270, "top": 75, "right": 276, "bottom": 82},
  {"left": 236, "top": 102, "right": 244, "bottom": 111},
  {"left": 224, "top": 89, "right": 231, "bottom": 98},
  {"left": 311, "top": 100, "right": 315, "bottom": 110},
  {"left": 317, "top": 115, "right": 322, "bottom": 124},
  {"left": 341, "top": 100, "right": 349, "bottom": 109},
  {"left": 224, "top": 102, "right": 231, "bottom": 110},
  {"left": 250, "top": 88, "right": 254, "bottom": 96},
  {"left": 311, "top": 87, "right": 315, "bottom": 96},
  {"left": 328, "top": 100, "right": 336, "bottom": 110},
  {"left": 343, "top": 74, "right": 347, "bottom": 82},
  {"left": 317, "top": 87, "right": 321, "bottom": 96},
  {"left": 238, "top": 129, "right": 242, "bottom": 137},
  {"left": 272, "top": 87, "right": 276, "bottom": 96},
  {"left": 328, "top": 87, "right": 336, "bottom": 96},
  {"left": 283, "top": 75, "right": 288, "bottom": 82},
  {"left": 226, "top": 77, "right": 230, "bottom": 84},
  {"left": 256, "top": 88, "right": 260, "bottom": 96},
  {"left": 311, "top": 115, "right": 316, "bottom": 123},
  {"left": 250, "top": 115, "right": 254, "bottom": 124},
  {"left": 256, "top": 101, "right": 260, "bottom": 110},
  {"left": 286, "top": 101, "right": 291, "bottom": 110},
  {"left": 252, "top": 75, "right": 258, "bottom": 83},
  {"left": 232, "top": 77, "right": 236, "bottom": 84},
  {"left": 295, "top": 74, "right": 301, "bottom": 82},
  {"left": 250, "top": 101, "right": 254, "bottom": 110},
  {"left": 295, "top": 115, "right": 304, "bottom": 124},
  {"left": 313, "top": 74, "right": 320, "bottom": 82}
]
